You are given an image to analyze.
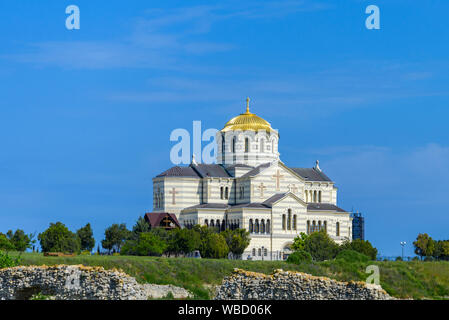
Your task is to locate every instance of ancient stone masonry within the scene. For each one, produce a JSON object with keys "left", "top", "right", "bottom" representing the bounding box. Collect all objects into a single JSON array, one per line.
[
  {"left": 214, "top": 269, "right": 394, "bottom": 300},
  {"left": 0, "top": 265, "right": 192, "bottom": 300}
]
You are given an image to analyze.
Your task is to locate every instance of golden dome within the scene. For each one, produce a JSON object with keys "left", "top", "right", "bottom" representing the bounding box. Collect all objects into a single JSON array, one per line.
[{"left": 221, "top": 98, "right": 274, "bottom": 133}]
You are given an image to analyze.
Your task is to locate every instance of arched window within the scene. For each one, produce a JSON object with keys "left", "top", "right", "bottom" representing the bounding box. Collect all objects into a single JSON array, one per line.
[
  {"left": 324, "top": 221, "right": 327, "bottom": 233},
  {"left": 307, "top": 220, "right": 310, "bottom": 234},
  {"left": 221, "top": 137, "right": 225, "bottom": 154},
  {"left": 258, "top": 248, "right": 262, "bottom": 256},
  {"left": 249, "top": 219, "right": 254, "bottom": 233},
  {"left": 293, "top": 215, "right": 297, "bottom": 231},
  {"left": 287, "top": 209, "right": 292, "bottom": 230},
  {"left": 255, "top": 219, "right": 260, "bottom": 233},
  {"left": 282, "top": 214, "right": 286, "bottom": 230},
  {"left": 225, "top": 187, "right": 229, "bottom": 199},
  {"left": 245, "top": 137, "right": 249, "bottom": 153},
  {"left": 312, "top": 220, "right": 316, "bottom": 233},
  {"left": 266, "top": 219, "right": 270, "bottom": 234},
  {"left": 313, "top": 190, "right": 317, "bottom": 202},
  {"left": 261, "top": 219, "right": 265, "bottom": 233},
  {"left": 318, "top": 191, "right": 322, "bottom": 203},
  {"left": 336, "top": 222, "right": 340, "bottom": 236},
  {"left": 216, "top": 220, "right": 220, "bottom": 229},
  {"left": 305, "top": 191, "right": 308, "bottom": 203},
  {"left": 220, "top": 187, "right": 224, "bottom": 200},
  {"left": 210, "top": 220, "right": 214, "bottom": 227},
  {"left": 205, "top": 219, "right": 209, "bottom": 227},
  {"left": 264, "top": 248, "right": 268, "bottom": 256},
  {"left": 252, "top": 248, "right": 256, "bottom": 256},
  {"left": 232, "top": 136, "right": 236, "bottom": 153}
]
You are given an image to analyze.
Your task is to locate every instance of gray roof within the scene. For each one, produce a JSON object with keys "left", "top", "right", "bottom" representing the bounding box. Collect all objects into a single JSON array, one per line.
[
  {"left": 231, "top": 203, "right": 270, "bottom": 209},
  {"left": 156, "top": 166, "right": 200, "bottom": 178},
  {"left": 307, "top": 203, "right": 346, "bottom": 212},
  {"left": 289, "top": 167, "right": 333, "bottom": 182},
  {"left": 191, "top": 164, "right": 231, "bottom": 178},
  {"left": 157, "top": 164, "right": 231, "bottom": 178},
  {"left": 241, "top": 162, "right": 272, "bottom": 178},
  {"left": 262, "top": 193, "right": 288, "bottom": 207},
  {"left": 225, "top": 164, "right": 254, "bottom": 169},
  {"left": 184, "top": 203, "right": 229, "bottom": 210}
]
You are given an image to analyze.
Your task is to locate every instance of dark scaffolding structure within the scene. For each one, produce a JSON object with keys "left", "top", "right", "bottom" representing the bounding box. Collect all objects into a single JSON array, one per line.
[{"left": 351, "top": 212, "right": 365, "bottom": 240}]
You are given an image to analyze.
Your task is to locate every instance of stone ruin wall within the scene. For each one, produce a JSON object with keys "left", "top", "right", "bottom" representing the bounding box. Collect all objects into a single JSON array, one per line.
[{"left": 215, "top": 268, "right": 394, "bottom": 300}]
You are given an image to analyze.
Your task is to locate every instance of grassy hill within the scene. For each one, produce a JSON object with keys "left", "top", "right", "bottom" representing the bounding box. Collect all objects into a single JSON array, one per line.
[{"left": 11, "top": 252, "right": 449, "bottom": 300}]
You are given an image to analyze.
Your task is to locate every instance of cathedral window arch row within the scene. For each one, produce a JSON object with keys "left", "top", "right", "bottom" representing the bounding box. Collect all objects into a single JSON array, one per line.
[
  {"left": 305, "top": 189, "right": 323, "bottom": 203},
  {"left": 306, "top": 219, "right": 328, "bottom": 234},
  {"left": 248, "top": 218, "right": 270, "bottom": 234},
  {"left": 283, "top": 209, "right": 297, "bottom": 231}
]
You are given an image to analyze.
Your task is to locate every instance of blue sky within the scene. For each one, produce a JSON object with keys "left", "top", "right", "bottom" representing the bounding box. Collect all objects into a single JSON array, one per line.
[{"left": 0, "top": 0, "right": 448, "bottom": 256}]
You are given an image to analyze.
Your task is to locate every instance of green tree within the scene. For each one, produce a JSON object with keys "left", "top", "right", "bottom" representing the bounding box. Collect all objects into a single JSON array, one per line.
[
  {"left": 433, "top": 240, "right": 449, "bottom": 261},
  {"left": 6, "top": 229, "right": 34, "bottom": 252},
  {"left": 0, "top": 233, "right": 15, "bottom": 251},
  {"left": 101, "top": 223, "right": 131, "bottom": 254},
  {"left": 121, "top": 232, "right": 166, "bottom": 256},
  {"left": 131, "top": 216, "right": 150, "bottom": 240},
  {"left": 291, "top": 232, "right": 308, "bottom": 252},
  {"left": 200, "top": 233, "right": 229, "bottom": 259},
  {"left": 304, "top": 230, "right": 339, "bottom": 261},
  {"left": 340, "top": 239, "right": 378, "bottom": 260},
  {"left": 170, "top": 228, "right": 201, "bottom": 256},
  {"left": 38, "top": 222, "right": 80, "bottom": 253},
  {"left": 413, "top": 233, "right": 435, "bottom": 260},
  {"left": 220, "top": 229, "right": 251, "bottom": 259},
  {"left": 76, "top": 223, "right": 95, "bottom": 252}
]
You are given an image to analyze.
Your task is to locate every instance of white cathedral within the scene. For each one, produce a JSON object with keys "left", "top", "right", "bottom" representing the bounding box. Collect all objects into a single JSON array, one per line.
[{"left": 151, "top": 98, "right": 353, "bottom": 260}]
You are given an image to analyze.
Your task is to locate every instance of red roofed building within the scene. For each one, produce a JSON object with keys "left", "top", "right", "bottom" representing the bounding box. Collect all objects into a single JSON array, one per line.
[{"left": 144, "top": 212, "right": 181, "bottom": 230}]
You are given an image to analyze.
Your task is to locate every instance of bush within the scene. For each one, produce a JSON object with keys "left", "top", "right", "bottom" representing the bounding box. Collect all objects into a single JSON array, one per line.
[
  {"left": 121, "top": 232, "right": 167, "bottom": 256},
  {"left": 304, "top": 230, "right": 339, "bottom": 261},
  {"left": 0, "top": 251, "right": 21, "bottom": 269},
  {"left": 287, "top": 250, "right": 312, "bottom": 264},
  {"left": 340, "top": 239, "right": 378, "bottom": 260},
  {"left": 200, "top": 233, "right": 229, "bottom": 259},
  {"left": 336, "top": 249, "right": 370, "bottom": 263},
  {"left": 220, "top": 229, "right": 251, "bottom": 258},
  {"left": 80, "top": 250, "right": 91, "bottom": 256},
  {"left": 0, "top": 234, "right": 15, "bottom": 251}
]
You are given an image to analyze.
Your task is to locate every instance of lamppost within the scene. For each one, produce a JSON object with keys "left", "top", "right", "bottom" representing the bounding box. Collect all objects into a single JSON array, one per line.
[{"left": 400, "top": 241, "right": 406, "bottom": 261}]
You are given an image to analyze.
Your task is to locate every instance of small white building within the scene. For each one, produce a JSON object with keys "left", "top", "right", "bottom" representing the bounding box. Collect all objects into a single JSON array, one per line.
[{"left": 152, "top": 98, "right": 352, "bottom": 260}]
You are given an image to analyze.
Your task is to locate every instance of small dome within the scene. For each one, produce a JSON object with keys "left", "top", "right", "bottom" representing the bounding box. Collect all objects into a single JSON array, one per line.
[{"left": 221, "top": 98, "right": 274, "bottom": 133}]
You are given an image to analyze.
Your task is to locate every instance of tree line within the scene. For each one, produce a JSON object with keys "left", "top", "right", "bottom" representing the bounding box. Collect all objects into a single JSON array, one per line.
[
  {"left": 287, "top": 230, "right": 378, "bottom": 263},
  {"left": 0, "top": 217, "right": 251, "bottom": 260},
  {"left": 413, "top": 233, "right": 449, "bottom": 261}
]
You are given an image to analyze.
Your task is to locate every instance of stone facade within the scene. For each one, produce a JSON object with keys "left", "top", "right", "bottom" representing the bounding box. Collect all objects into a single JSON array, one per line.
[
  {"left": 0, "top": 265, "right": 192, "bottom": 300},
  {"left": 214, "top": 269, "right": 394, "bottom": 300}
]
